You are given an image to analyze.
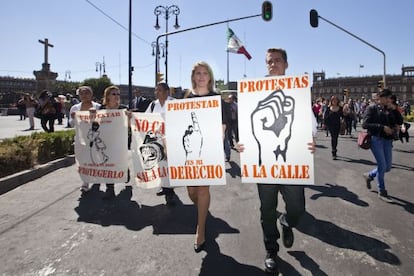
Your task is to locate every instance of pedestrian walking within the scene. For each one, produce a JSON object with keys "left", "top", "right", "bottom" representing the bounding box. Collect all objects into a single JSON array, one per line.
[
  {"left": 70, "top": 86, "right": 101, "bottom": 193},
  {"left": 324, "top": 95, "right": 343, "bottom": 160},
  {"left": 98, "top": 85, "right": 131, "bottom": 200},
  {"left": 236, "top": 48, "right": 316, "bottom": 274},
  {"left": 362, "top": 89, "right": 402, "bottom": 202},
  {"left": 145, "top": 82, "right": 178, "bottom": 206},
  {"left": 184, "top": 61, "right": 229, "bottom": 253}
]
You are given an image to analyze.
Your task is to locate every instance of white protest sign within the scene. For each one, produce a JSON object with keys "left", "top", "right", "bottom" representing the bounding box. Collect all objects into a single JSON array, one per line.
[
  {"left": 130, "top": 112, "right": 170, "bottom": 189},
  {"left": 74, "top": 109, "right": 129, "bottom": 183},
  {"left": 238, "top": 74, "right": 314, "bottom": 185},
  {"left": 165, "top": 95, "right": 226, "bottom": 186}
]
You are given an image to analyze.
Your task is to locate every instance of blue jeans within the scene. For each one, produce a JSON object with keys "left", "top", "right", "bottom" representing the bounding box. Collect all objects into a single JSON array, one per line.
[{"left": 368, "top": 136, "right": 393, "bottom": 192}]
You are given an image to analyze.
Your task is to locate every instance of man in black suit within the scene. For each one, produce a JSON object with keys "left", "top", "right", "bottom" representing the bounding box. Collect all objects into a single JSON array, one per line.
[{"left": 132, "top": 88, "right": 151, "bottom": 112}]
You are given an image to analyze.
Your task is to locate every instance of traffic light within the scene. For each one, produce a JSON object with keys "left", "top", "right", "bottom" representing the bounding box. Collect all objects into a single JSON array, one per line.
[
  {"left": 156, "top": 72, "right": 164, "bottom": 83},
  {"left": 262, "top": 1, "right": 273, "bottom": 22},
  {"left": 310, "top": 9, "right": 319, "bottom": 28},
  {"left": 377, "top": 80, "right": 384, "bottom": 89}
]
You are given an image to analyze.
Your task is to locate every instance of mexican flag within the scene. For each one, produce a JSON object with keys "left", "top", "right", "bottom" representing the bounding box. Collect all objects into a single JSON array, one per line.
[{"left": 227, "top": 28, "right": 252, "bottom": 60}]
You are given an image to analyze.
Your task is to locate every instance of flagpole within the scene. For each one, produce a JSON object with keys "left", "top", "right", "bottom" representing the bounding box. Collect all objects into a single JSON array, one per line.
[
  {"left": 227, "top": 23, "right": 230, "bottom": 86},
  {"left": 243, "top": 31, "right": 247, "bottom": 78}
]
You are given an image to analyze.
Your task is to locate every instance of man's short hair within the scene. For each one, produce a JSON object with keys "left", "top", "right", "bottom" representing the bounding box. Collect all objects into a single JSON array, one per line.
[
  {"left": 378, "top": 88, "right": 392, "bottom": 98},
  {"left": 267, "top": 48, "right": 288, "bottom": 63},
  {"left": 157, "top": 82, "right": 170, "bottom": 91}
]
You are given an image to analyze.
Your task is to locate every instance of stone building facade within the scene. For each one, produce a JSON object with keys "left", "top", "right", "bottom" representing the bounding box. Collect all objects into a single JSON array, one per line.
[{"left": 312, "top": 65, "right": 414, "bottom": 103}]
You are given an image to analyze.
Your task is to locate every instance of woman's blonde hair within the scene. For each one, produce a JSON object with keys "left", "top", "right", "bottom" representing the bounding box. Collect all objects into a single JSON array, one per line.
[
  {"left": 191, "top": 61, "right": 215, "bottom": 92},
  {"left": 103, "top": 85, "right": 120, "bottom": 105}
]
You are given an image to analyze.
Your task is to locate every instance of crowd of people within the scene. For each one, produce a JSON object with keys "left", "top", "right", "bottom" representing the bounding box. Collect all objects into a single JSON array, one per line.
[
  {"left": 16, "top": 91, "right": 80, "bottom": 132},
  {"left": 11, "top": 46, "right": 412, "bottom": 274}
]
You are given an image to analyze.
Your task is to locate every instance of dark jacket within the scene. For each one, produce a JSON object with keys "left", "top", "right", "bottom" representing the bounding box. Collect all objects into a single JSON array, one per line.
[{"left": 362, "top": 104, "right": 398, "bottom": 139}]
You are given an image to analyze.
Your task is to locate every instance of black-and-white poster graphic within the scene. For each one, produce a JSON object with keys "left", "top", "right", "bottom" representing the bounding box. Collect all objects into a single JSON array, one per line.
[
  {"left": 73, "top": 110, "right": 129, "bottom": 183},
  {"left": 165, "top": 96, "right": 226, "bottom": 186},
  {"left": 238, "top": 75, "right": 314, "bottom": 185}
]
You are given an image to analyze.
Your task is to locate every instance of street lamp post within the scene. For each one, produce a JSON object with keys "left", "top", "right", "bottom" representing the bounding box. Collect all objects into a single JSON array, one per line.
[
  {"left": 154, "top": 5, "right": 180, "bottom": 84},
  {"left": 152, "top": 41, "right": 166, "bottom": 83},
  {"left": 95, "top": 57, "right": 106, "bottom": 78}
]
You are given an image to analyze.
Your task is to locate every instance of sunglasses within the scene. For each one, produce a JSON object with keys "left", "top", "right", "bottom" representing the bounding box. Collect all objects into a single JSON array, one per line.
[{"left": 110, "top": 93, "right": 121, "bottom": 96}]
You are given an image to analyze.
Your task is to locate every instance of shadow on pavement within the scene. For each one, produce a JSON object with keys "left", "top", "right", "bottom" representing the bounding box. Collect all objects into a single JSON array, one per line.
[
  {"left": 296, "top": 212, "right": 401, "bottom": 266},
  {"left": 386, "top": 194, "right": 414, "bottom": 215},
  {"left": 226, "top": 161, "right": 241, "bottom": 178},
  {"left": 315, "top": 144, "right": 328, "bottom": 149},
  {"left": 288, "top": 251, "right": 328, "bottom": 276},
  {"left": 391, "top": 163, "right": 414, "bottom": 171},
  {"left": 74, "top": 184, "right": 241, "bottom": 236},
  {"left": 308, "top": 183, "right": 369, "bottom": 207},
  {"left": 199, "top": 216, "right": 265, "bottom": 276},
  {"left": 393, "top": 148, "right": 414, "bottom": 154},
  {"left": 335, "top": 157, "right": 376, "bottom": 166}
]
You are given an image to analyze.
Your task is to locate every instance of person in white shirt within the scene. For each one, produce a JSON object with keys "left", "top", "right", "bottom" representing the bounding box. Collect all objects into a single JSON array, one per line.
[
  {"left": 69, "top": 86, "right": 101, "bottom": 193},
  {"left": 145, "top": 82, "right": 177, "bottom": 205}
]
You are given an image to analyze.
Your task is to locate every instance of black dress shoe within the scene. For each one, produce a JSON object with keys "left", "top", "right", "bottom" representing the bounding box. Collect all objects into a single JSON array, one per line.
[
  {"left": 194, "top": 241, "right": 206, "bottom": 253},
  {"left": 281, "top": 223, "right": 294, "bottom": 248},
  {"left": 156, "top": 188, "right": 166, "bottom": 196},
  {"left": 264, "top": 253, "right": 278, "bottom": 274}
]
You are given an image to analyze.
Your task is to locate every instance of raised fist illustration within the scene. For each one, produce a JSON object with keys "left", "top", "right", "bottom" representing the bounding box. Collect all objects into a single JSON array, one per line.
[
  {"left": 251, "top": 89, "right": 295, "bottom": 165},
  {"left": 182, "top": 112, "right": 203, "bottom": 161}
]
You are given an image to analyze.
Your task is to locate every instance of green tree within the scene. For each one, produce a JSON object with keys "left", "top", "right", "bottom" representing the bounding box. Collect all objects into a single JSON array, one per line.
[
  {"left": 82, "top": 76, "right": 112, "bottom": 101},
  {"left": 53, "top": 80, "right": 80, "bottom": 96}
]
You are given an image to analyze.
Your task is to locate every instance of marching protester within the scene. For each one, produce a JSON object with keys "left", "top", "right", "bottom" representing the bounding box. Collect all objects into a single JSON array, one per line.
[
  {"left": 99, "top": 85, "right": 132, "bottom": 200},
  {"left": 70, "top": 86, "right": 101, "bottom": 193},
  {"left": 362, "top": 89, "right": 402, "bottom": 202},
  {"left": 184, "top": 61, "right": 229, "bottom": 253},
  {"left": 145, "top": 82, "right": 178, "bottom": 206},
  {"left": 324, "top": 95, "right": 343, "bottom": 160},
  {"left": 236, "top": 48, "right": 316, "bottom": 274}
]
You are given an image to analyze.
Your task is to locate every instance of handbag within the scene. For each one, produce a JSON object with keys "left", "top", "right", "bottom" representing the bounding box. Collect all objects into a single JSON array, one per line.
[
  {"left": 358, "top": 131, "right": 371, "bottom": 150},
  {"left": 34, "top": 107, "right": 42, "bottom": 119},
  {"left": 339, "top": 118, "right": 346, "bottom": 135}
]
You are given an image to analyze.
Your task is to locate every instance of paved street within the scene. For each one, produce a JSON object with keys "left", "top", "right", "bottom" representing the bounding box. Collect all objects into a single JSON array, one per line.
[
  {"left": 0, "top": 114, "right": 413, "bottom": 275},
  {"left": 0, "top": 115, "right": 69, "bottom": 141}
]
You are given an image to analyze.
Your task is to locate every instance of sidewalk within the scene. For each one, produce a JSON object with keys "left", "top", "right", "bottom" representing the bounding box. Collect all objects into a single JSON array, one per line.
[
  {"left": 0, "top": 115, "right": 70, "bottom": 141},
  {"left": 0, "top": 115, "right": 75, "bottom": 194}
]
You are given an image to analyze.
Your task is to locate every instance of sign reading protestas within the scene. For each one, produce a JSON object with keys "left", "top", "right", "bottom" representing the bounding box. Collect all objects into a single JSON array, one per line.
[
  {"left": 73, "top": 109, "right": 129, "bottom": 183},
  {"left": 130, "top": 112, "right": 170, "bottom": 189},
  {"left": 238, "top": 74, "right": 315, "bottom": 185},
  {"left": 165, "top": 95, "right": 226, "bottom": 186}
]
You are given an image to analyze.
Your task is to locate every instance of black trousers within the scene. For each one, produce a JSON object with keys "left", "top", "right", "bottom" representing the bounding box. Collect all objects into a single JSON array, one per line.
[
  {"left": 40, "top": 115, "right": 55, "bottom": 132},
  {"left": 329, "top": 127, "right": 340, "bottom": 154},
  {"left": 257, "top": 184, "right": 305, "bottom": 254}
]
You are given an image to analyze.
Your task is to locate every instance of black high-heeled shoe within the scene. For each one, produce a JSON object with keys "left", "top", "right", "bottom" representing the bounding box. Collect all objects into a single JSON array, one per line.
[{"left": 193, "top": 241, "right": 206, "bottom": 253}]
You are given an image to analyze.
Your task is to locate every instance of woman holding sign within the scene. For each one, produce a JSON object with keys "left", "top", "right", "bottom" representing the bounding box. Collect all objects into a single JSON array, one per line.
[
  {"left": 99, "top": 85, "right": 132, "bottom": 200},
  {"left": 70, "top": 86, "right": 101, "bottom": 193},
  {"left": 185, "top": 61, "right": 229, "bottom": 253}
]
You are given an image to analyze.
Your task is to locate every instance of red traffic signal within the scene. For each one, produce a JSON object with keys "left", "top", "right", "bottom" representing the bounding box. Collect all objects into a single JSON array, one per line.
[{"left": 262, "top": 1, "right": 273, "bottom": 22}]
